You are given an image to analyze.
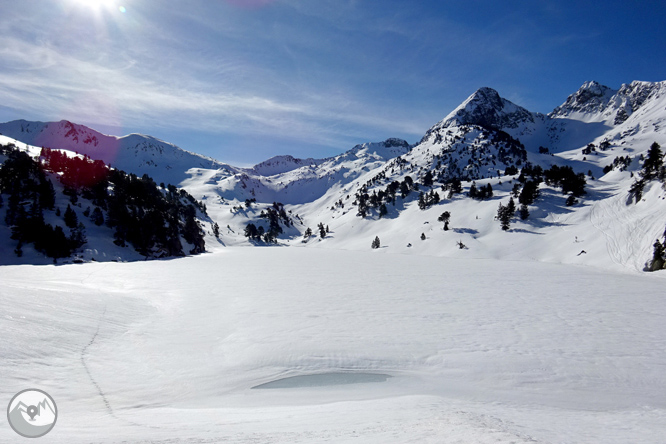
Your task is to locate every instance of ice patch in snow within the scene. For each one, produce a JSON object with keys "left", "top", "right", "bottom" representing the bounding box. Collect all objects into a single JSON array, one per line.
[{"left": 252, "top": 372, "right": 391, "bottom": 389}]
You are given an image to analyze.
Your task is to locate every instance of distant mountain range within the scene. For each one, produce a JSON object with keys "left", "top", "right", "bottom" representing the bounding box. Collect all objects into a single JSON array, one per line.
[
  {"left": 0, "top": 119, "right": 237, "bottom": 186},
  {"left": 2, "top": 80, "right": 665, "bottom": 271}
]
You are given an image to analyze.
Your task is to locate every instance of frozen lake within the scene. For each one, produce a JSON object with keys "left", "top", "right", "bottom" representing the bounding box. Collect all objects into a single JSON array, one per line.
[
  {"left": 1, "top": 248, "right": 665, "bottom": 443},
  {"left": 252, "top": 372, "right": 392, "bottom": 389}
]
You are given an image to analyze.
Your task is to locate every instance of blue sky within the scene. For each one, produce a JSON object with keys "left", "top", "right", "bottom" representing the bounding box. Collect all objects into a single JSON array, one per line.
[{"left": 0, "top": 0, "right": 664, "bottom": 165}]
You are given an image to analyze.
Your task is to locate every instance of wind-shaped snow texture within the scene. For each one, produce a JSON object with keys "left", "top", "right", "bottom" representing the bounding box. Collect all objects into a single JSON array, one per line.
[{"left": 1, "top": 249, "right": 666, "bottom": 443}]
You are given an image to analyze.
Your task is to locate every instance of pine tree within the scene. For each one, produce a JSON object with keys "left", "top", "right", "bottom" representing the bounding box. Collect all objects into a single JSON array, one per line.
[
  {"left": 318, "top": 222, "right": 326, "bottom": 238},
  {"left": 90, "top": 207, "right": 104, "bottom": 226},
  {"left": 468, "top": 182, "right": 478, "bottom": 199},
  {"left": 449, "top": 178, "right": 462, "bottom": 196},
  {"left": 304, "top": 227, "right": 312, "bottom": 239},
  {"left": 629, "top": 179, "right": 645, "bottom": 203},
  {"left": 371, "top": 236, "right": 380, "bottom": 249},
  {"left": 379, "top": 203, "right": 388, "bottom": 218},
  {"left": 69, "top": 222, "right": 87, "bottom": 249},
  {"left": 400, "top": 181, "right": 410, "bottom": 199},
  {"left": 244, "top": 223, "right": 259, "bottom": 240},
  {"left": 507, "top": 197, "right": 516, "bottom": 215},
  {"left": 643, "top": 142, "right": 663, "bottom": 180},
  {"left": 64, "top": 204, "right": 78, "bottom": 229},
  {"left": 438, "top": 211, "right": 451, "bottom": 230},
  {"left": 519, "top": 180, "right": 539, "bottom": 205},
  {"left": 519, "top": 204, "right": 529, "bottom": 220},
  {"left": 497, "top": 202, "right": 512, "bottom": 231},
  {"left": 418, "top": 192, "right": 426, "bottom": 210},
  {"left": 422, "top": 170, "right": 434, "bottom": 188}
]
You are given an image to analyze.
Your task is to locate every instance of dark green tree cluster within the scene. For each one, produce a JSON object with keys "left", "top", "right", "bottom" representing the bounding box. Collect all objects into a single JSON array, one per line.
[
  {"left": 355, "top": 175, "right": 418, "bottom": 218},
  {"left": 244, "top": 223, "right": 265, "bottom": 241},
  {"left": 0, "top": 146, "right": 77, "bottom": 259},
  {"left": 417, "top": 190, "right": 441, "bottom": 210},
  {"left": 517, "top": 163, "right": 544, "bottom": 183},
  {"left": 490, "top": 130, "right": 527, "bottom": 166},
  {"left": 602, "top": 156, "right": 632, "bottom": 174},
  {"left": 40, "top": 148, "right": 107, "bottom": 189},
  {"left": 543, "top": 165, "right": 586, "bottom": 197},
  {"left": 496, "top": 198, "right": 516, "bottom": 231},
  {"left": 101, "top": 171, "right": 205, "bottom": 256},
  {"left": 504, "top": 165, "right": 519, "bottom": 175},
  {"left": 1, "top": 144, "right": 207, "bottom": 260},
  {"left": 245, "top": 202, "right": 293, "bottom": 243},
  {"left": 468, "top": 182, "right": 493, "bottom": 200},
  {"left": 442, "top": 177, "right": 463, "bottom": 198}
]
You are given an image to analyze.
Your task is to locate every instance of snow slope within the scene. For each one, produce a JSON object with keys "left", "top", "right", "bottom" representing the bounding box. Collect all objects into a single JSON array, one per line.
[
  {"left": 1, "top": 248, "right": 665, "bottom": 443},
  {"left": 0, "top": 136, "right": 218, "bottom": 265}
]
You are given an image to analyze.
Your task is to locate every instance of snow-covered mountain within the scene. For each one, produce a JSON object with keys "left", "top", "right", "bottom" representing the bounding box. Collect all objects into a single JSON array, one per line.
[
  {"left": 0, "top": 120, "right": 238, "bottom": 186},
  {"left": 550, "top": 80, "right": 666, "bottom": 125},
  {"left": 192, "top": 79, "right": 666, "bottom": 274},
  {"left": 193, "top": 138, "right": 412, "bottom": 205},
  {"left": 2, "top": 79, "right": 666, "bottom": 271}
]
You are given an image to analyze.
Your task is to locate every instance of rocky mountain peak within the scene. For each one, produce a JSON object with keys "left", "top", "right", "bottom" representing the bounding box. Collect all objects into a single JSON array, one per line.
[
  {"left": 549, "top": 81, "right": 616, "bottom": 118},
  {"left": 439, "top": 87, "right": 535, "bottom": 131}
]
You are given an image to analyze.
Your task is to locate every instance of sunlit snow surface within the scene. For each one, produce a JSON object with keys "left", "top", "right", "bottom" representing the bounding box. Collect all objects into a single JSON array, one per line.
[{"left": 1, "top": 248, "right": 665, "bottom": 443}]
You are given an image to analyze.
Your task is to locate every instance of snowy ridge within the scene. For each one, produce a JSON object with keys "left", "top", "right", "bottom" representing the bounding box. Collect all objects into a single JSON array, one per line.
[
  {"left": 246, "top": 154, "right": 325, "bottom": 176},
  {"left": 0, "top": 120, "right": 238, "bottom": 186},
  {"left": 193, "top": 138, "right": 412, "bottom": 205},
  {"left": 550, "top": 80, "right": 666, "bottom": 125}
]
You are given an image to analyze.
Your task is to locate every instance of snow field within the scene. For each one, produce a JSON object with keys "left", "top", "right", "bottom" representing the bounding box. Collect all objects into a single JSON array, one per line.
[{"left": 1, "top": 248, "right": 665, "bottom": 443}]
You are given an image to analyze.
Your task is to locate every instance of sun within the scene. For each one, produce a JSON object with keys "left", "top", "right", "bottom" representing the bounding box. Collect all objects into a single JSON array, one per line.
[{"left": 76, "top": 0, "right": 115, "bottom": 10}]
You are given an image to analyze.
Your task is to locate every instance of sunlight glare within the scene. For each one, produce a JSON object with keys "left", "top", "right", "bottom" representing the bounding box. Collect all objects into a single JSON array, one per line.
[{"left": 78, "top": 0, "right": 115, "bottom": 10}]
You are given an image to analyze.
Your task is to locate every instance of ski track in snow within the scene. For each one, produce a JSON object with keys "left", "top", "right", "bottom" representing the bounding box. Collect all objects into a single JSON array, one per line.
[
  {"left": 589, "top": 183, "right": 665, "bottom": 271},
  {"left": 81, "top": 306, "right": 114, "bottom": 416}
]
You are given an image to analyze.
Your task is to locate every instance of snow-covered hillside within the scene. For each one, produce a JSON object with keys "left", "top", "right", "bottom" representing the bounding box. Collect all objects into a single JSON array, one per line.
[
  {"left": 0, "top": 137, "right": 215, "bottom": 264},
  {"left": 0, "top": 120, "right": 238, "bottom": 186},
  {"left": 182, "top": 80, "right": 666, "bottom": 275},
  {"left": 2, "top": 80, "right": 666, "bottom": 272}
]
